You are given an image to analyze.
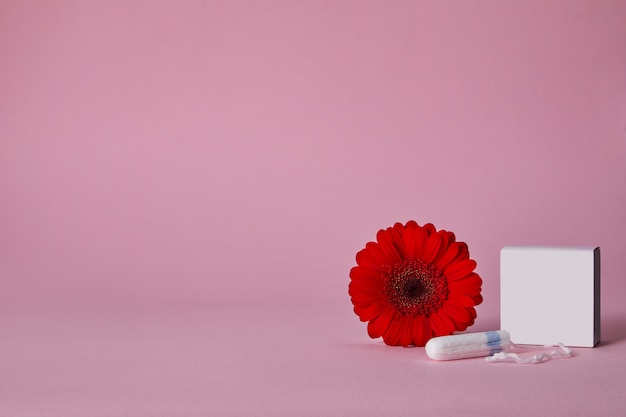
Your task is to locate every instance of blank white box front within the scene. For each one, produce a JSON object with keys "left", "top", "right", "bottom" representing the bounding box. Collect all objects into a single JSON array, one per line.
[{"left": 500, "top": 246, "right": 600, "bottom": 347}]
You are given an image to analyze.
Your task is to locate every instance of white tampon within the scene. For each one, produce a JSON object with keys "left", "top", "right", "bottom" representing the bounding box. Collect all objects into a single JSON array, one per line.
[{"left": 425, "top": 330, "right": 511, "bottom": 361}]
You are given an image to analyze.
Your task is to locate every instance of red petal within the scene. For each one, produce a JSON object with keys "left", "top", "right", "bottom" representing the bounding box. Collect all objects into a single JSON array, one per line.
[
  {"left": 391, "top": 222, "right": 406, "bottom": 258},
  {"left": 473, "top": 294, "right": 483, "bottom": 305},
  {"left": 431, "top": 231, "right": 452, "bottom": 265},
  {"left": 423, "top": 223, "right": 437, "bottom": 236},
  {"left": 405, "top": 220, "right": 418, "bottom": 228},
  {"left": 429, "top": 310, "right": 455, "bottom": 336},
  {"left": 442, "top": 300, "right": 471, "bottom": 329},
  {"left": 402, "top": 223, "right": 419, "bottom": 260},
  {"left": 412, "top": 225, "right": 428, "bottom": 260},
  {"left": 382, "top": 311, "right": 403, "bottom": 346},
  {"left": 399, "top": 316, "right": 414, "bottom": 347},
  {"left": 348, "top": 279, "right": 382, "bottom": 295},
  {"left": 349, "top": 266, "right": 382, "bottom": 283},
  {"left": 437, "top": 230, "right": 455, "bottom": 254},
  {"left": 452, "top": 242, "right": 469, "bottom": 262},
  {"left": 349, "top": 281, "right": 380, "bottom": 297},
  {"left": 355, "top": 241, "right": 398, "bottom": 271},
  {"left": 350, "top": 289, "right": 382, "bottom": 307},
  {"left": 438, "top": 309, "right": 459, "bottom": 333},
  {"left": 375, "top": 229, "right": 403, "bottom": 264},
  {"left": 434, "top": 242, "right": 459, "bottom": 270},
  {"left": 355, "top": 246, "right": 382, "bottom": 271},
  {"left": 354, "top": 302, "right": 385, "bottom": 322},
  {"left": 367, "top": 308, "right": 394, "bottom": 339},
  {"left": 422, "top": 233, "right": 441, "bottom": 264},
  {"left": 447, "top": 292, "right": 478, "bottom": 308},
  {"left": 412, "top": 315, "right": 431, "bottom": 347},
  {"left": 444, "top": 259, "right": 477, "bottom": 282},
  {"left": 447, "top": 273, "right": 482, "bottom": 296}
]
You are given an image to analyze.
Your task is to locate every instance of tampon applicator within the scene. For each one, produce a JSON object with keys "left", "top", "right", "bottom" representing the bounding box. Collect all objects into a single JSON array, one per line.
[{"left": 425, "top": 330, "right": 511, "bottom": 361}]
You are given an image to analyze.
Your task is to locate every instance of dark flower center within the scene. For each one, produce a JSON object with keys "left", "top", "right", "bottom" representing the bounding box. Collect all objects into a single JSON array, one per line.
[
  {"left": 403, "top": 280, "right": 425, "bottom": 299},
  {"left": 383, "top": 258, "right": 448, "bottom": 317}
]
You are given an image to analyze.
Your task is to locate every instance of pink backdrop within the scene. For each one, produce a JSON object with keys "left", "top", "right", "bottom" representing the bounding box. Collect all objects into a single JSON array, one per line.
[
  {"left": 1, "top": 1, "right": 625, "bottom": 415},
  {"left": 3, "top": 0, "right": 625, "bottom": 318}
]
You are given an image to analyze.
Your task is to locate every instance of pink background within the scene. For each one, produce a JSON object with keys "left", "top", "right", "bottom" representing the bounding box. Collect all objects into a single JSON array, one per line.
[{"left": 1, "top": 1, "right": 625, "bottom": 415}]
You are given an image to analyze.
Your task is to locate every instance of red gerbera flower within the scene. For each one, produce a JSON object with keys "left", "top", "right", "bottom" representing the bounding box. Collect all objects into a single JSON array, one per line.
[{"left": 348, "top": 221, "right": 483, "bottom": 347}]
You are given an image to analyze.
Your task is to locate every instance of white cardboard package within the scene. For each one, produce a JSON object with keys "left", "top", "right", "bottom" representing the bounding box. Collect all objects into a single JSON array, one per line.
[{"left": 500, "top": 246, "right": 600, "bottom": 347}]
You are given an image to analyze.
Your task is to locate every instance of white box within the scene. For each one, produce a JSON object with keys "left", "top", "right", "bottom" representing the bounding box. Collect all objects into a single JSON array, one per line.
[{"left": 500, "top": 246, "right": 600, "bottom": 347}]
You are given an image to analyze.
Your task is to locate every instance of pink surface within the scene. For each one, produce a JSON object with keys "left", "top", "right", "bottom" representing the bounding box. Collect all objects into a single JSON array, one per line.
[
  {"left": 1, "top": 1, "right": 625, "bottom": 415},
  {"left": 3, "top": 305, "right": 626, "bottom": 416}
]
